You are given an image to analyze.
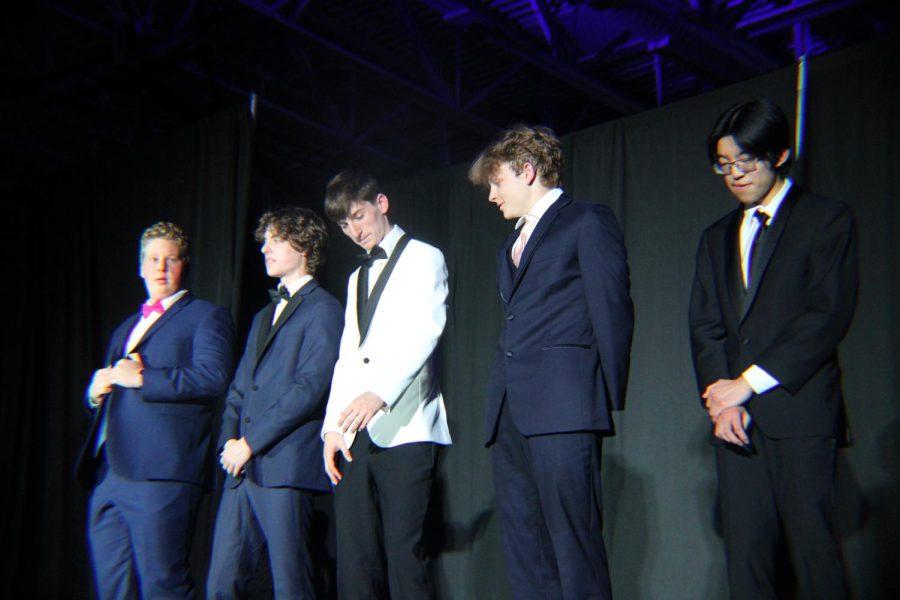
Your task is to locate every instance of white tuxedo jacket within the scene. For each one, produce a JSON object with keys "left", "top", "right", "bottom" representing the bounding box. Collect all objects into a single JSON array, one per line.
[{"left": 323, "top": 226, "right": 452, "bottom": 449}]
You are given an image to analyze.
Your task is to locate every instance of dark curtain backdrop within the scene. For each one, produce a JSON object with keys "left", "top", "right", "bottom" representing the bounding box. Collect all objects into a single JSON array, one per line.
[
  {"left": 2, "top": 105, "right": 253, "bottom": 599},
  {"left": 5, "top": 37, "right": 898, "bottom": 600},
  {"left": 353, "top": 37, "right": 897, "bottom": 599}
]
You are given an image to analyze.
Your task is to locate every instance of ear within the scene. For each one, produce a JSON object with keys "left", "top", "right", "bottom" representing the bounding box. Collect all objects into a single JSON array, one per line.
[
  {"left": 774, "top": 149, "right": 790, "bottom": 168},
  {"left": 521, "top": 162, "right": 538, "bottom": 185},
  {"left": 375, "top": 193, "right": 390, "bottom": 215}
]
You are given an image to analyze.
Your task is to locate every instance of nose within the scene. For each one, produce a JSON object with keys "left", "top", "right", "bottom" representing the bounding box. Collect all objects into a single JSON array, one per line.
[
  {"left": 261, "top": 241, "right": 270, "bottom": 254},
  {"left": 488, "top": 185, "right": 499, "bottom": 204},
  {"left": 346, "top": 222, "right": 361, "bottom": 239}
]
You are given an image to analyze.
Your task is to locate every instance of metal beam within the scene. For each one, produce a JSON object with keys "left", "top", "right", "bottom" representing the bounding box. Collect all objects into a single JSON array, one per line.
[
  {"left": 237, "top": 0, "right": 500, "bottom": 135},
  {"left": 427, "top": 0, "right": 645, "bottom": 115}
]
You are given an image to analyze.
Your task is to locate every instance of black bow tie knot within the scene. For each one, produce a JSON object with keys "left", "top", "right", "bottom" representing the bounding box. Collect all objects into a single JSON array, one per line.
[
  {"left": 360, "top": 246, "right": 388, "bottom": 267},
  {"left": 268, "top": 285, "right": 291, "bottom": 303},
  {"left": 754, "top": 210, "right": 770, "bottom": 228}
]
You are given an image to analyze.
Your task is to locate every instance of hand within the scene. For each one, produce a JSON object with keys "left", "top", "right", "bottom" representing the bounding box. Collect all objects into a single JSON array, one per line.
[
  {"left": 714, "top": 406, "right": 752, "bottom": 447},
  {"left": 110, "top": 353, "right": 144, "bottom": 388},
  {"left": 703, "top": 377, "right": 753, "bottom": 421},
  {"left": 323, "top": 432, "right": 352, "bottom": 486},
  {"left": 88, "top": 367, "right": 114, "bottom": 405},
  {"left": 338, "top": 391, "right": 386, "bottom": 433},
  {"left": 220, "top": 437, "right": 252, "bottom": 477}
]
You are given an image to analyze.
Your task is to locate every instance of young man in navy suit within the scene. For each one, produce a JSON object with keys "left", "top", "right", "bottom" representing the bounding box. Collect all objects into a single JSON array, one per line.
[
  {"left": 690, "top": 99, "right": 858, "bottom": 599},
  {"left": 469, "top": 125, "right": 634, "bottom": 600},
  {"left": 206, "top": 207, "right": 343, "bottom": 599},
  {"left": 77, "top": 222, "right": 234, "bottom": 599},
  {"left": 322, "top": 169, "right": 451, "bottom": 600}
]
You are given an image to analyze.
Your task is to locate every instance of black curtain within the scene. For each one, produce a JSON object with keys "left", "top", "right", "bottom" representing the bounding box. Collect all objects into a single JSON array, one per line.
[{"left": 2, "top": 105, "right": 253, "bottom": 599}]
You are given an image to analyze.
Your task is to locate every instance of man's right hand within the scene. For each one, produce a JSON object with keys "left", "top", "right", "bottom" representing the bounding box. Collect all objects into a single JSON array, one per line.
[
  {"left": 88, "top": 367, "right": 114, "bottom": 406},
  {"left": 323, "top": 431, "right": 353, "bottom": 486}
]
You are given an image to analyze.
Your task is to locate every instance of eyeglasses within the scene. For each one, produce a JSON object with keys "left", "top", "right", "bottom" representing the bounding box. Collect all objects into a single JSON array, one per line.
[{"left": 713, "top": 157, "right": 759, "bottom": 176}]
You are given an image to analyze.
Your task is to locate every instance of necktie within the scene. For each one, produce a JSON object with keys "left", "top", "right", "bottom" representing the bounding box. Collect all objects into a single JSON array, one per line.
[
  {"left": 511, "top": 217, "right": 532, "bottom": 268},
  {"left": 268, "top": 285, "right": 290, "bottom": 303},
  {"left": 141, "top": 299, "right": 165, "bottom": 318},
  {"left": 360, "top": 246, "right": 388, "bottom": 267},
  {"left": 746, "top": 210, "right": 770, "bottom": 288}
]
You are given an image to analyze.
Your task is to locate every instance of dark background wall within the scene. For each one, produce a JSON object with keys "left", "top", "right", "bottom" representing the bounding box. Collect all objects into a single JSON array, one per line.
[{"left": 4, "top": 37, "right": 897, "bottom": 598}]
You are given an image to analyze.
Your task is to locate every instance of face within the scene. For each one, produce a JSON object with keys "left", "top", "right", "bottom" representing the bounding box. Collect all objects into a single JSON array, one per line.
[
  {"left": 338, "top": 195, "right": 391, "bottom": 251},
  {"left": 715, "top": 135, "right": 787, "bottom": 208},
  {"left": 261, "top": 227, "right": 308, "bottom": 283},
  {"left": 140, "top": 238, "right": 185, "bottom": 302},
  {"left": 488, "top": 162, "right": 536, "bottom": 220}
]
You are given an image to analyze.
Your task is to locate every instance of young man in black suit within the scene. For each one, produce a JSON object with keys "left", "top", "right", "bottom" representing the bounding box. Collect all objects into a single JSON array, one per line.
[{"left": 689, "top": 99, "right": 858, "bottom": 600}]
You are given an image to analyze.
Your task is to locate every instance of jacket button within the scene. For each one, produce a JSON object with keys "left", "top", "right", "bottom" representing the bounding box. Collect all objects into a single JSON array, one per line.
[
  {"left": 506, "top": 351, "right": 513, "bottom": 358},
  {"left": 363, "top": 357, "right": 370, "bottom": 364},
  {"left": 742, "top": 338, "right": 751, "bottom": 346},
  {"left": 507, "top": 314, "right": 515, "bottom": 321},
  {"left": 243, "top": 417, "right": 251, "bottom": 423},
  {"left": 252, "top": 385, "right": 259, "bottom": 391}
]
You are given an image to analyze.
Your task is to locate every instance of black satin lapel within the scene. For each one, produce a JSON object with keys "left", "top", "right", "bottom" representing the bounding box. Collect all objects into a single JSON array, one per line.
[
  {"left": 741, "top": 189, "right": 796, "bottom": 322},
  {"left": 132, "top": 293, "right": 192, "bottom": 352},
  {"left": 358, "top": 235, "right": 411, "bottom": 346}
]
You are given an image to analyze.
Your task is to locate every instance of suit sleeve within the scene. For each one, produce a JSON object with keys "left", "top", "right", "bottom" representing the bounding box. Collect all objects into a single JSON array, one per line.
[
  {"left": 753, "top": 203, "right": 859, "bottom": 393},
  {"left": 368, "top": 246, "right": 448, "bottom": 409},
  {"left": 579, "top": 205, "right": 634, "bottom": 411},
  {"left": 244, "top": 299, "right": 343, "bottom": 455},
  {"left": 689, "top": 229, "right": 732, "bottom": 400},
  {"left": 141, "top": 305, "right": 235, "bottom": 402}
]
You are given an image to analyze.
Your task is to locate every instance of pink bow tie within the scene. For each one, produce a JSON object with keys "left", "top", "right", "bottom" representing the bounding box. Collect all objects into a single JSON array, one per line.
[{"left": 141, "top": 300, "right": 165, "bottom": 318}]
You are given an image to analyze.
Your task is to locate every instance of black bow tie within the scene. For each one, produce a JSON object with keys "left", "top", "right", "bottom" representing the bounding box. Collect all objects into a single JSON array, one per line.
[
  {"left": 754, "top": 210, "right": 770, "bottom": 228},
  {"left": 360, "top": 246, "right": 388, "bottom": 267},
  {"left": 268, "top": 285, "right": 291, "bottom": 303}
]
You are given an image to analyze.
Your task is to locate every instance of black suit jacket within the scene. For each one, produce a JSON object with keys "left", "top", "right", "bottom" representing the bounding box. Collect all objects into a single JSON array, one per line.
[{"left": 689, "top": 185, "right": 859, "bottom": 438}]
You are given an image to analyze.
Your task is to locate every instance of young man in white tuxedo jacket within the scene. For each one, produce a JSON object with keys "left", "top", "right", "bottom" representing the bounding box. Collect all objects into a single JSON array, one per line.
[{"left": 321, "top": 169, "right": 451, "bottom": 600}]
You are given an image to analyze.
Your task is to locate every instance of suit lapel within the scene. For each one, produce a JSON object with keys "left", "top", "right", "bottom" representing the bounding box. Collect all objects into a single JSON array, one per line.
[
  {"left": 740, "top": 187, "right": 798, "bottom": 322},
  {"left": 723, "top": 209, "right": 745, "bottom": 321},
  {"left": 110, "top": 314, "right": 140, "bottom": 363},
  {"left": 257, "top": 281, "right": 314, "bottom": 362},
  {"left": 254, "top": 303, "right": 276, "bottom": 362},
  {"left": 509, "top": 194, "right": 571, "bottom": 296},
  {"left": 497, "top": 231, "right": 517, "bottom": 303}
]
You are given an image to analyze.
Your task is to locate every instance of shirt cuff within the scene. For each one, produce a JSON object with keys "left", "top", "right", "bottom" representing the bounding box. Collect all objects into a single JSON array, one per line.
[{"left": 742, "top": 365, "right": 780, "bottom": 395}]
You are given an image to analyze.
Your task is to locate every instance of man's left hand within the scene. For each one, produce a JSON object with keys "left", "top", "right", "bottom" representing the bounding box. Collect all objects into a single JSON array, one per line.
[
  {"left": 338, "top": 391, "right": 386, "bottom": 433},
  {"left": 220, "top": 438, "right": 253, "bottom": 478},
  {"left": 703, "top": 376, "right": 753, "bottom": 421}
]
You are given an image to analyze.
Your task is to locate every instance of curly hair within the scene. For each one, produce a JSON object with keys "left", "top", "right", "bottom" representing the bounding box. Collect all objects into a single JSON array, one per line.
[
  {"left": 255, "top": 207, "right": 329, "bottom": 276},
  {"left": 140, "top": 221, "right": 190, "bottom": 264},
  {"left": 468, "top": 124, "right": 563, "bottom": 188}
]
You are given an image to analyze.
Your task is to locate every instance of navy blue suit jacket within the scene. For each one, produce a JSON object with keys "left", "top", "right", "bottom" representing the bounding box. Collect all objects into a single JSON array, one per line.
[
  {"left": 220, "top": 279, "right": 342, "bottom": 493},
  {"left": 77, "top": 292, "right": 235, "bottom": 488},
  {"left": 485, "top": 194, "right": 634, "bottom": 443}
]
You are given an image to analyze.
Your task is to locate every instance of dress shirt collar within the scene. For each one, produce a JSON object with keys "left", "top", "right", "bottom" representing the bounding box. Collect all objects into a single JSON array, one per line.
[
  {"left": 280, "top": 274, "right": 313, "bottom": 298},
  {"left": 371, "top": 224, "right": 404, "bottom": 258},
  {"left": 743, "top": 178, "right": 792, "bottom": 223},
  {"left": 515, "top": 188, "right": 563, "bottom": 230}
]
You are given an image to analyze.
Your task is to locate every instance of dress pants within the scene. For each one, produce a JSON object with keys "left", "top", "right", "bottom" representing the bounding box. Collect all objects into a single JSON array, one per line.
[
  {"left": 88, "top": 455, "right": 203, "bottom": 600},
  {"left": 206, "top": 478, "right": 315, "bottom": 599},
  {"left": 716, "top": 426, "right": 846, "bottom": 600},
  {"left": 491, "top": 399, "right": 611, "bottom": 600},
  {"left": 333, "top": 429, "right": 437, "bottom": 600}
]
